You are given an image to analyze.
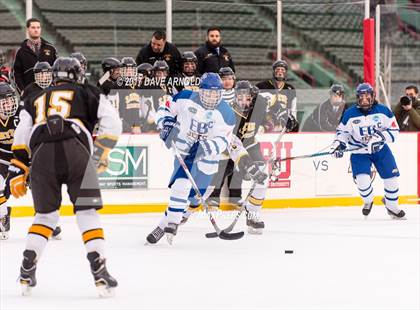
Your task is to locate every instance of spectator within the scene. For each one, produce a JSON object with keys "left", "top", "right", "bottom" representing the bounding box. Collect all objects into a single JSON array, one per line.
[
  {"left": 302, "top": 84, "right": 348, "bottom": 132},
  {"left": 135, "top": 30, "right": 181, "bottom": 76},
  {"left": 256, "top": 60, "right": 298, "bottom": 132},
  {"left": 194, "top": 26, "right": 235, "bottom": 74},
  {"left": 13, "top": 18, "right": 57, "bottom": 94},
  {"left": 393, "top": 85, "right": 420, "bottom": 131},
  {"left": 0, "top": 48, "right": 11, "bottom": 83}
]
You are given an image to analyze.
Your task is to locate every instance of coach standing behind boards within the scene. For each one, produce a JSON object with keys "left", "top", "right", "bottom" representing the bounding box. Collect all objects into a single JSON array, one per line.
[
  {"left": 13, "top": 18, "right": 57, "bottom": 94},
  {"left": 135, "top": 30, "right": 181, "bottom": 76},
  {"left": 194, "top": 27, "right": 235, "bottom": 74}
]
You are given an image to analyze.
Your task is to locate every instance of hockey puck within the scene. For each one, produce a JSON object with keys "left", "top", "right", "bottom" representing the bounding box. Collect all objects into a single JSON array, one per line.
[{"left": 285, "top": 250, "right": 294, "bottom": 254}]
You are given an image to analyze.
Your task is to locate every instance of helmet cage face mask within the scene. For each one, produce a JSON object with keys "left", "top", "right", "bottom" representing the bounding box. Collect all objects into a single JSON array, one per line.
[
  {"left": 199, "top": 89, "right": 221, "bottom": 110},
  {"left": 234, "top": 89, "right": 252, "bottom": 118},
  {"left": 121, "top": 66, "right": 137, "bottom": 80},
  {"left": 0, "top": 95, "right": 18, "bottom": 118},
  {"left": 35, "top": 71, "right": 52, "bottom": 88},
  {"left": 357, "top": 92, "right": 374, "bottom": 111}
]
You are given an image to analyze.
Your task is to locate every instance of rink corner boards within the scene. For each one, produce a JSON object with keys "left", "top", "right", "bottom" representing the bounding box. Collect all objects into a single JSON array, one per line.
[{"left": 10, "top": 195, "right": 420, "bottom": 217}]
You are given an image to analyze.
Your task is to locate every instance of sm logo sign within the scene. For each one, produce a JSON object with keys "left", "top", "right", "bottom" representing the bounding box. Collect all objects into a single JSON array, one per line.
[
  {"left": 260, "top": 141, "right": 293, "bottom": 188},
  {"left": 98, "top": 146, "right": 148, "bottom": 189}
]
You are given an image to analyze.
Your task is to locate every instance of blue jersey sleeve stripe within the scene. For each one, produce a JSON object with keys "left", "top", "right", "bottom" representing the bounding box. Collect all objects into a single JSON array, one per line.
[{"left": 211, "top": 140, "right": 220, "bottom": 154}]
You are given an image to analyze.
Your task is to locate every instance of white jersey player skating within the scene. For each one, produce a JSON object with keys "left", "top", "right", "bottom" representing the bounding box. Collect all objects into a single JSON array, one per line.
[
  {"left": 146, "top": 73, "right": 235, "bottom": 244},
  {"left": 330, "top": 83, "right": 405, "bottom": 219}
]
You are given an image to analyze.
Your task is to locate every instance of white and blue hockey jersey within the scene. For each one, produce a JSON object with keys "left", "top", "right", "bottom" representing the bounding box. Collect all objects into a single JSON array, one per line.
[
  {"left": 335, "top": 103, "right": 399, "bottom": 154},
  {"left": 156, "top": 90, "right": 235, "bottom": 174}
]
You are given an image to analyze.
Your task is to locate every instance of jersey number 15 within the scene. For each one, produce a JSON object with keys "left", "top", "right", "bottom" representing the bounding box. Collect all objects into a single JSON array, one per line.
[{"left": 34, "top": 90, "right": 74, "bottom": 124}]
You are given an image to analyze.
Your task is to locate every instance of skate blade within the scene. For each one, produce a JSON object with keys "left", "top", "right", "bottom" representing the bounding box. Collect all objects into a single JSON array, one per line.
[
  {"left": 165, "top": 233, "right": 174, "bottom": 245},
  {"left": 20, "top": 281, "right": 32, "bottom": 296},
  {"left": 389, "top": 215, "right": 407, "bottom": 220},
  {"left": 247, "top": 227, "right": 263, "bottom": 235},
  {"left": 0, "top": 232, "right": 9, "bottom": 240},
  {"left": 96, "top": 284, "right": 116, "bottom": 298}
]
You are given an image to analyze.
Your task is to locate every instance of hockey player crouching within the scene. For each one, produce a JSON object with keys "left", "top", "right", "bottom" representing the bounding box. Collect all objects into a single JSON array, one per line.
[
  {"left": 330, "top": 83, "right": 406, "bottom": 219},
  {"left": 146, "top": 73, "right": 236, "bottom": 245},
  {"left": 4, "top": 57, "right": 122, "bottom": 296}
]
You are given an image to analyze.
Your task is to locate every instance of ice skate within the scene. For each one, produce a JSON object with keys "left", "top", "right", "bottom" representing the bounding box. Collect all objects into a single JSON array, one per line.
[
  {"left": 145, "top": 226, "right": 164, "bottom": 245},
  {"left": 51, "top": 225, "right": 62, "bottom": 240},
  {"left": 19, "top": 250, "right": 37, "bottom": 296},
  {"left": 246, "top": 211, "right": 264, "bottom": 235},
  {"left": 87, "top": 252, "right": 118, "bottom": 298},
  {"left": 0, "top": 213, "right": 10, "bottom": 240},
  {"left": 386, "top": 208, "right": 406, "bottom": 220},
  {"left": 164, "top": 222, "right": 179, "bottom": 245},
  {"left": 362, "top": 202, "right": 373, "bottom": 217}
]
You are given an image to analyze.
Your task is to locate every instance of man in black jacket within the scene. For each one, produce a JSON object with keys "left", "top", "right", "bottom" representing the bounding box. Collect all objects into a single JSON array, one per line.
[
  {"left": 194, "top": 27, "right": 235, "bottom": 74},
  {"left": 12, "top": 18, "right": 57, "bottom": 94},
  {"left": 135, "top": 30, "right": 181, "bottom": 76},
  {"left": 302, "top": 84, "right": 348, "bottom": 132}
]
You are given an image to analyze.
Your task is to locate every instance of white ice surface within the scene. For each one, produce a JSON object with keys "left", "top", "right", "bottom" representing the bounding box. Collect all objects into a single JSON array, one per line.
[{"left": 1, "top": 205, "right": 419, "bottom": 310}]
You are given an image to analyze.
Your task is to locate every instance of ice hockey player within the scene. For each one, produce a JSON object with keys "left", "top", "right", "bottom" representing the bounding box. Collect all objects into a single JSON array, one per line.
[
  {"left": 70, "top": 52, "right": 88, "bottom": 84},
  {"left": 219, "top": 67, "right": 235, "bottom": 105},
  {"left": 183, "top": 81, "right": 292, "bottom": 233},
  {"left": 0, "top": 82, "right": 19, "bottom": 240},
  {"left": 4, "top": 57, "right": 122, "bottom": 296},
  {"left": 136, "top": 62, "right": 153, "bottom": 87},
  {"left": 21, "top": 61, "right": 52, "bottom": 100},
  {"left": 146, "top": 72, "right": 235, "bottom": 245},
  {"left": 256, "top": 60, "right": 299, "bottom": 132},
  {"left": 98, "top": 57, "right": 121, "bottom": 95},
  {"left": 172, "top": 51, "right": 201, "bottom": 93},
  {"left": 330, "top": 83, "right": 405, "bottom": 219}
]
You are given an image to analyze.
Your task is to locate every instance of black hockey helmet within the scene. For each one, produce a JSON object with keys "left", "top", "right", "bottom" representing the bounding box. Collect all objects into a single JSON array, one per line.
[
  {"left": 102, "top": 57, "right": 121, "bottom": 73},
  {"left": 137, "top": 63, "right": 153, "bottom": 77},
  {"left": 121, "top": 57, "right": 136, "bottom": 68},
  {"left": 330, "top": 84, "right": 345, "bottom": 97},
  {"left": 0, "top": 82, "right": 18, "bottom": 117},
  {"left": 272, "top": 59, "right": 288, "bottom": 81},
  {"left": 218, "top": 67, "right": 235, "bottom": 78},
  {"left": 52, "top": 57, "right": 82, "bottom": 84},
  {"left": 70, "top": 52, "right": 87, "bottom": 72},
  {"left": 153, "top": 60, "right": 169, "bottom": 72},
  {"left": 153, "top": 60, "right": 169, "bottom": 78},
  {"left": 34, "top": 61, "right": 52, "bottom": 89},
  {"left": 233, "top": 80, "right": 259, "bottom": 118},
  {"left": 181, "top": 51, "right": 198, "bottom": 64},
  {"left": 181, "top": 51, "right": 198, "bottom": 76}
]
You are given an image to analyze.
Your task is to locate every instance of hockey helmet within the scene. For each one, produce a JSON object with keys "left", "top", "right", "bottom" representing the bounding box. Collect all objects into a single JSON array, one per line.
[
  {"left": 233, "top": 80, "right": 259, "bottom": 118},
  {"left": 120, "top": 57, "right": 137, "bottom": 79},
  {"left": 181, "top": 51, "right": 198, "bottom": 76},
  {"left": 272, "top": 60, "right": 288, "bottom": 81},
  {"left": 52, "top": 57, "right": 82, "bottom": 84},
  {"left": 199, "top": 72, "right": 223, "bottom": 110},
  {"left": 34, "top": 61, "right": 52, "bottom": 89},
  {"left": 356, "top": 83, "right": 375, "bottom": 112},
  {"left": 0, "top": 82, "right": 18, "bottom": 118}
]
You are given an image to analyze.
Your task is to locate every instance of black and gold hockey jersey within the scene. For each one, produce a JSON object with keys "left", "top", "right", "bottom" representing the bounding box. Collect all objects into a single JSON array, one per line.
[
  {"left": 13, "top": 82, "right": 121, "bottom": 165},
  {"left": 0, "top": 105, "right": 21, "bottom": 162}
]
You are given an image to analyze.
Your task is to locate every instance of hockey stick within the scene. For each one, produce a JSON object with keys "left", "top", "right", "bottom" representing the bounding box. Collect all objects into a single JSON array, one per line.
[
  {"left": 205, "top": 127, "right": 288, "bottom": 238},
  {"left": 0, "top": 159, "right": 10, "bottom": 166},
  {"left": 277, "top": 146, "right": 363, "bottom": 162},
  {"left": 171, "top": 141, "right": 244, "bottom": 240},
  {"left": 98, "top": 70, "right": 110, "bottom": 86}
]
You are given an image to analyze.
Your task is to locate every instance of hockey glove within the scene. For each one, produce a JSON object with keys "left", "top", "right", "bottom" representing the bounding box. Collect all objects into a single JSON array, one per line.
[
  {"left": 4, "top": 159, "right": 30, "bottom": 199},
  {"left": 366, "top": 131, "right": 385, "bottom": 153},
  {"left": 330, "top": 140, "right": 347, "bottom": 158},
  {"left": 92, "top": 136, "right": 118, "bottom": 174},
  {"left": 159, "top": 117, "right": 179, "bottom": 149},
  {"left": 238, "top": 156, "right": 267, "bottom": 184}
]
